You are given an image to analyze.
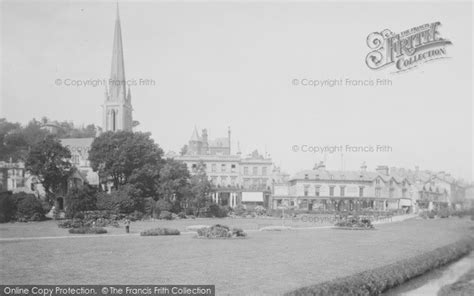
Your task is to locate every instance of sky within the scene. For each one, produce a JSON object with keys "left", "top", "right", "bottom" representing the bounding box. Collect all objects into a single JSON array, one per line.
[{"left": 1, "top": 0, "right": 473, "bottom": 181}]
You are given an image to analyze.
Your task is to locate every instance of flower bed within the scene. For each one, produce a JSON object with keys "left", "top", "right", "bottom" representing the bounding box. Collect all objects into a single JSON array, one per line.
[
  {"left": 196, "top": 224, "right": 246, "bottom": 239},
  {"left": 284, "top": 238, "right": 474, "bottom": 296},
  {"left": 334, "top": 216, "right": 374, "bottom": 230},
  {"left": 140, "top": 228, "right": 180, "bottom": 236},
  {"left": 68, "top": 227, "right": 107, "bottom": 234}
]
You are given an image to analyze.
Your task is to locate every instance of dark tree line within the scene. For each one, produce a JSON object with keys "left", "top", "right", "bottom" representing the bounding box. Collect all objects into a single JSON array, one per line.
[{"left": 1, "top": 117, "right": 215, "bottom": 217}]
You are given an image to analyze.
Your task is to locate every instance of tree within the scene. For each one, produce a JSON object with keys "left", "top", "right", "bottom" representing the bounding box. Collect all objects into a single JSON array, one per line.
[
  {"left": 65, "top": 186, "right": 97, "bottom": 218},
  {"left": 180, "top": 145, "right": 188, "bottom": 156},
  {"left": 25, "top": 135, "right": 72, "bottom": 201},
  {"left": 88, "top": 131, "right": 164, "bottom": 192},
  {"left": 0, "top": 118, "right": 25, "bottom": 161},
  {"left": 155, "top": 159, "right": 191, "bottom": 211},
  {"left": 187, "top": 161, "right": 213, "bottom": 216}
]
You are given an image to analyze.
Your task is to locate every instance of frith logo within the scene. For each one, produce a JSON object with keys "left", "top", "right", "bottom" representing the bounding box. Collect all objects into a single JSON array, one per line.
[{"left": 365, "top": 22, "right": 452, "bottom": 73}]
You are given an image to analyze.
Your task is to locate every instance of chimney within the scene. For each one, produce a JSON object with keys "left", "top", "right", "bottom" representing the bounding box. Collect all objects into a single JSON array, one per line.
[
  {"left": 376, "top": 165, "right": 389, "bottom": 176},
  {"left": 360, "top": 162, "right": 367, "bottom": 172}
]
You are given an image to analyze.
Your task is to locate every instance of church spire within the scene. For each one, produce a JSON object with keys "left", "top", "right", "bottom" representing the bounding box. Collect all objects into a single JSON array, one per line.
[
  {"left": 102, "top": 2, "right": 133, "bottom": 132},
  {"left": 109, "top": 2, "right": 126, "bottom": 103}
]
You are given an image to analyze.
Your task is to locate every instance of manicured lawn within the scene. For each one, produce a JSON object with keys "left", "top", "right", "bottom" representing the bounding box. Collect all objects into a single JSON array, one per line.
[{"left": 1, "top": 217, "right": 473, "bottom": 295}]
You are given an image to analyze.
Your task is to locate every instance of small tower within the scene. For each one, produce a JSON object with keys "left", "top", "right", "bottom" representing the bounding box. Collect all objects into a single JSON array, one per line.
[{"left": 228, "top": 126, "right": 231, "bottom": 155}]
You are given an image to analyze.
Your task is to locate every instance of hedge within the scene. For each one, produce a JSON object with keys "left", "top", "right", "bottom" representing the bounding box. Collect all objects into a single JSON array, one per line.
[
  {"left": 140, "top": 228, "right": 180, "bottom": 236},
  {"left": 69, "top": 227, "right": 107, "bottom": 234},
  {"left": 196, "top": 224, "right": 246, "bottom": 239},
  {"left": 285, "top": 238, "right": 474, "bottom": 296}
]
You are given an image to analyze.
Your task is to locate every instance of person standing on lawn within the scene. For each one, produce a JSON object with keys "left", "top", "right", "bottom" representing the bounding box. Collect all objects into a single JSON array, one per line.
[{"left": 125, "top": 219, "right": 130, "bottom": 233}]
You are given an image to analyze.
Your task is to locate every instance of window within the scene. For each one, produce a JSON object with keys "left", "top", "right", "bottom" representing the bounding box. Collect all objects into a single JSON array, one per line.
[
  {"left": 304, "top": 174, "right": 309, "bottom": 180},
  {"left": 211, "top": 164, "right": 217, "bottom": 173},
  {"left": 329, "top": 186, "right": 335, "bottom": 197},
  {"left": 359, "top": 187, "right": 364, "bottom": 197},
  {"left": 221, "top": 164, "right": 226, "bottom": 172},
  {"left": 262, "top": 167, "right": 267, "bottom": 176},
  {"left": 340, "top": 186, "right": 345, "bottom": 197},
  {"left": 402, "top": 189, "right": 407, "bottom": 198},
  {"left": 191, "top": 164, "right": 197, "bottom": 171},
  {"left": 253, "top": 167, "right": 258, "bottom": 176},
  {"left": 389, "top": 188, "right": 394, "bottom": 198},
  {"left": 375, "top": 178, "right": 380, "bottom": 185},
  {"left": 244, "top": 167, "right": 249, "bottom": 175},
  {"left": 375, "top": 188, "right": 381, "bottom": 197},
  {"left": 221, "top": 176, "right": 227, "bottom": 185},
  {"left": 315, "top": 186, "right": 320, "bottom": 197},
  {"left": 231, "top": 164, "right": 236, "bottom": 173},
  {"left": 231, "top": 176, "right": 237, "bottom": 185},
  {"left": 304, "top": 185, "right": 309, "bottom": 196}
]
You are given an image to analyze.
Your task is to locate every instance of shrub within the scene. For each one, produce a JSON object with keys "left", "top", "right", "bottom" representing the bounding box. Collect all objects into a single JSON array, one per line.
[
  {"left": 233, "top": 204, "right": 246, "bottom": 216},
  {"left": 177, "top": 212, "right": 187, "bottom": 219},
  {"left": 15, "top": 193, "right": 45, "bottom": 221},
  {"left": 64, "top": 186, "right": 97, "bottom": 219},
  {"left": 254, "top": 205, "right": 266, "bottom": 216},
  {"left": 438, "top": 208, "right": 450, "bottom": 218},
  {"left": 58, "top": 219, "right": 84, "bottom": 228},
  {"left": 335, "top": 216, "right": 374, "bottom": 229},
  {"left": 97, "top": 185, "right": 143, "bottom": 214},
  {"left": 428, "top": 211, "right": 436, "bottom": 219},
  {"left": 284, "top": 238, "right": 474, "bottom": 296},
  {"left": 207, "top": 204, "right": 228, "bottom": 218},
  {"left": 127, "top": 210, "right": 144, "bottom": 221},
  {"left": 140, "top": 228, "right": 180, "bottom": 236},
  {"left": 154, "top": 199, "right": 172, "bottom": 217},
  {"left": 232, "top": 227, "right": 247, "bottom": 237},
  {"left": 96, "top": 192, "right": 118, "bottom": 212},
  {"left": 196, "top": 224, "right": 246, "bottom": 239},
  {"left": 69, "top": 227, "right": 107, "bottom": 234},
  {"left": 159, "top": 210, "right": 172, "bottom": 220},
  {"left": 419, "top": 211, "right": 429, "bottom": 219},
  {"left": 0, "top": 192, "right": 15, "bottom": 223}
]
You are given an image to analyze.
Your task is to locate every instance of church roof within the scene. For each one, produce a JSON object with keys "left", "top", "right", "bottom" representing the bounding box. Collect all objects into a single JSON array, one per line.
[
  {"left": 190, "top": 127, "right": 200, "bottom": 142},
  {"left": 109, "top": 3, "right": 127, "bottom": 103}
]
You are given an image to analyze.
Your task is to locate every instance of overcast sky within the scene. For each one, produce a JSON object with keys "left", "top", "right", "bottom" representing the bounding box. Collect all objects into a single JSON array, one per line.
[{"left": 1, "top": 0, "right": 472, "bottom": 181}]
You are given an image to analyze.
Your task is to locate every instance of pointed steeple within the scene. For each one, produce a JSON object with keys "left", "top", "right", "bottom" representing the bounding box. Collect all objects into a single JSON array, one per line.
[
  {"left": 109, "top": 2, "right": 126, "bottom": 103},
  {"left": 102, "top": 2, "right": 133, "bottom": 133},
  {"left": 190, "top": 126, "right": 200, "bottom": 141}
]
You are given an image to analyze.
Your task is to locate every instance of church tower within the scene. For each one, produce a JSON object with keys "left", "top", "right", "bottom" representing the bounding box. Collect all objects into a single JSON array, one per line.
[{"left": 102, "top": 3, "right": 133, "bottom": 132}]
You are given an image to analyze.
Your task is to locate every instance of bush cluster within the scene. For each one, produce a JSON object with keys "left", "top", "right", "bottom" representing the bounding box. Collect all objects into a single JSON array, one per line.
[
  {"left": 140, "top": 228, "right": 180, "bottom": 236},
  {"left": 159, "top": 210, "right": 172, "bottom": 220},
  {"left": 68, "top": 227, "right": 107, "bottom": 234},
  {"left": 335, "top": 216, "right": 374, "bottom": 229},
  {"left": 0, "top": 192, "right": 45, "bottom": 222},
  {"left": 196, "top": 224, "right": 246, "bottom": 239},
  {"left": 284, "top": 238, "right": 474, "bottom": 296}
]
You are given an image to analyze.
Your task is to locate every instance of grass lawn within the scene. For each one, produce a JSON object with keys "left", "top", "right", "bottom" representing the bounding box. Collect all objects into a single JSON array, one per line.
[{"left": 1, "top": 217, "right": 473, "bottom": 295}]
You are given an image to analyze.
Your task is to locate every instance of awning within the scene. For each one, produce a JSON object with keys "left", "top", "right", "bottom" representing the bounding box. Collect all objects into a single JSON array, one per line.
[
  {"left": 241, "top": 192, "right": 264, "bottom": 202},
  {"left": 399, "top": 199, "right": 412, "bottom": 206}
]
